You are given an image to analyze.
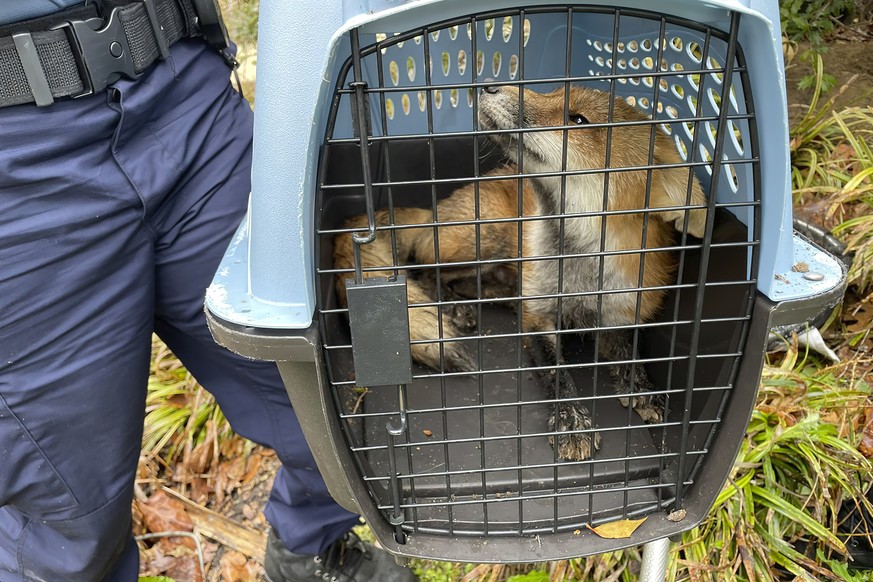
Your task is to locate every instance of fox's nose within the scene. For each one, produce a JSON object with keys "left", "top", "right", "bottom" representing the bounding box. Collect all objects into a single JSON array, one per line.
[{"left": 481, "top": 78, "right": 500, "bottom": 94}]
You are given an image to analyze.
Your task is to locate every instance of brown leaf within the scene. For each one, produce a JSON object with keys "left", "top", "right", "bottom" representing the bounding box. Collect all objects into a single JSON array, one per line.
[
  {"left": 137, "top": 490, "right": 194, "bottom": 535},
  {"left": 241, "top": 454, "right": 263, "bottom": 485},
  {"left": 187, "top": 435, "right": 215, "bottom": 475},
  {"left": 220, "top": 550, "right": 260, "bottom": 582},
  {"left": 586, "top": 517, "right": 647, "bottom": 539},
  {"left": 859, "top": 413, "right": 873, "bottom": 458},
  {"left": 422, "top": 429, "right": 433, "bottom": 437},
  {"left": 164, "top": 554, "right": 203, "bottom": 582}
]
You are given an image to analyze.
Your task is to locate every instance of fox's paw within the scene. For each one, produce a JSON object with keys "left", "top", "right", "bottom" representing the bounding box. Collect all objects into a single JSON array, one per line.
[
  {"left": 443, "top": 342, "right": 478, "bottom": 373},
  {"left": 619, "top": 394, "right": 666, "bottom": 424},
  {"left": 450, "top": 302, "right": 478, "bottom": 333},
  {"left": 548, "top": 403, "right": 601, "bottom": 461}
]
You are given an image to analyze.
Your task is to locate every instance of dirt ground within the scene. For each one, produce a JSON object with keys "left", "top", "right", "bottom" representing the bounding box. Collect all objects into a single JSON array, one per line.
[{"left": 785, "top": 24, "right": 873, "bottom": 117}]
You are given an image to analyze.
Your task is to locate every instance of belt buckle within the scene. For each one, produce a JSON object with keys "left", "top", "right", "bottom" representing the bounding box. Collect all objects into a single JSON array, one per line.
[{"left": 52, "top": 6, "right": 139, "bottom": 98}]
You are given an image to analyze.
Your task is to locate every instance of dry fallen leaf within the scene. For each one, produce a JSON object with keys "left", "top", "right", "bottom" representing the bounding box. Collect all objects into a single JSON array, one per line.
[
  {"left": 220, "top": 550, "right": 260, "bottom": 582},
  {"left": 137, "top": 490, "right": 194, "bottom": 535},
  {"left": 586, "top": 517, "right": 647, "bottom": 539},
  {"left": 422, "top": 429, "right": 433, "bottom": 437},
  {"left": 859, "top": 413, "right": 873, "bottom": 458}
]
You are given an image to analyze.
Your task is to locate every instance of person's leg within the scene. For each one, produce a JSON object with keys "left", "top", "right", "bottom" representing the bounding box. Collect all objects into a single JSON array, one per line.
[
  {"left": 134, "top": 40, "right": 361, "bottom": 555},
  {"left": 0, "top": 89, "right": 152, "bottom": 581},
  {"left": 142, "top": 45, "right": 417, "bottom": 572}
]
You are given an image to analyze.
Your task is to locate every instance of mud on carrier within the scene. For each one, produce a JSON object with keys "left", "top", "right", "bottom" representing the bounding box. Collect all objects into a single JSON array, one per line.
[{"left": 207, "top": 0, "right": 846, "bottom": 566}]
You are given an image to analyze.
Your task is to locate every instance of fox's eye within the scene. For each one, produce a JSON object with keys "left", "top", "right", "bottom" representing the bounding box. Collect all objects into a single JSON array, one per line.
[{"left": 570, "top": 113, "right": 589, "bottom": 125}]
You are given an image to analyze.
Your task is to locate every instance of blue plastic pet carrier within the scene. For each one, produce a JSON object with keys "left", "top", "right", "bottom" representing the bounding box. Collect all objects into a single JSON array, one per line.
[{"left": 206, "top": 0, "right": 846, "bottom": 572}]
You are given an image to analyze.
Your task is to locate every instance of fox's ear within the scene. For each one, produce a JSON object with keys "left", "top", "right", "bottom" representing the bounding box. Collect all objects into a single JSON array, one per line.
[{"left": 651, "top": 168, "right": 707, "bottom": 238}]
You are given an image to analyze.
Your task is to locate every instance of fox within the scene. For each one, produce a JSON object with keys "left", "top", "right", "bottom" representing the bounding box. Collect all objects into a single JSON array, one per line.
[{"left": 334, "top": 83, "right": 707, "bottom": 461}]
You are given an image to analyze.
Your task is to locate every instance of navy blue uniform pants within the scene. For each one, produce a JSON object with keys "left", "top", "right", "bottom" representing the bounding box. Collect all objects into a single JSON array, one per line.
[{"left": 0, "top": 39, "right": 359, "bottom": 581}]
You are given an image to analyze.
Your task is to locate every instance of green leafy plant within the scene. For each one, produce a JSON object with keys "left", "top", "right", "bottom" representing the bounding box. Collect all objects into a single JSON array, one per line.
[{"left": 780, "top": 0, "right": 856, "bottom": 47}]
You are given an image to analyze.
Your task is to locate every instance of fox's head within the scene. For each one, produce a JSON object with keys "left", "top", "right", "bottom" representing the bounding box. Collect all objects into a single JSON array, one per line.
[{"left": 478, "top": 84, "right": 707, "bottom": 238}]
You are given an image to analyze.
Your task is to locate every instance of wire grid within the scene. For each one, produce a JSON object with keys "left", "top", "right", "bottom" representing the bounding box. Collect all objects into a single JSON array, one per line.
[{"left": 315, "top": 6, "right": 760, "bottom": 542}]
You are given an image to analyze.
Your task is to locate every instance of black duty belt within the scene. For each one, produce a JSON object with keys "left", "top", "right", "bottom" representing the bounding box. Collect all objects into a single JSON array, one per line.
[{"left": 0, "top": 0, "right": 230, "bottom": 108}]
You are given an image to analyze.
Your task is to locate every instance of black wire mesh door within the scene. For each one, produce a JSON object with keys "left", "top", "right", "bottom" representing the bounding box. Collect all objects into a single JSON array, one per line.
[{"left": 315, "top": 6, "right": 760, "bottom": 549}]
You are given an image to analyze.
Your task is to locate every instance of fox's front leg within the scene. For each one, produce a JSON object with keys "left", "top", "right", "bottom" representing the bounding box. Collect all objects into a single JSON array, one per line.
[
  {"left": 523, "top": 309, "right": 601, "bottom": 461},
  {"left": 599, "top": 329, "right": 665, "bottom": 423}
]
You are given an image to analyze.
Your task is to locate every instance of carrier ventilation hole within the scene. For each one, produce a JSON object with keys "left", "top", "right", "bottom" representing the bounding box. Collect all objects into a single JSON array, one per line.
[
  {"left": 705, "top": 121, "right": 717, "bottom": 146},
  {"left": 675, "top": 135, "right": 688, "bottom": 160},
  {"left": 639, "top": 96, "right": 650, "bottom": 109},
  {"left": 406, "top": 56, "right": 416, "bottom": 82},
  {"left": 458, "top": 50, "right": 467, "bottom": 75},
  {"left": 509, "top": 54, "right": 518, "bottom": 78},
  {"left": 643, "top": 56, "right": 654, "bottom": 70},
  {"left": 729, "top": 120, "right": 744, "bottom": 153},
  {"left": 401, "top": 93, "right": 410, "bottom": 115},
  {"left": 418, "top": 91, "right": 426, "bottom": 112},
  {"left": 684, "top": 121, "right": 695, "bottom": 139},
  {"left": 434, "top": 90, "right": 442, "bottom": 109},
  {"left": 688, "top": 95, "right": 698, "bottom": 113},
  {"left": 467, "top": 87, "right": 474, "bottom": 107},
  {"left": 466, "top": 23, "right": 472, "bottom": 40},
  {"left": 503, "top": 16, "right": 513, "bottom": 42},
  {"left": 617, "top": 41, "right": 625, "bottom": 52},
  {"left": 449, "top": 25, "right": 458, "bottom": 40},
  {"left": 641, "top": 38, "right": 653, "bottom": 51},
  {"left": 375, "top": 32, "right": 387, "bottom": 54},
  {"left": 672, "top": 63, "right": 685, "bottom": 73},
  {"left": 672, "top": 84, "right": 684, "bottom": 98},
  {"left": 643, "top": 76, "right": 653, "bottom": 88},
  {"left": 476, "top": 50, "right": 485, "bottom": 76},
  {"left": 594, "top": 40, "right": 603, "bottom": 51},
  {"left": 617, "top": 77, "right": 627, "bottom": 84},
  {"left": 687, "top": 42, "right": 702, "bottom": 63},
  {"left": 626, "top": 95, "right": 636, "bottom": 106},
  {"left": 660, "top": 123, "right": 672, "bottom": 135},
  {"left": 397, "top": 40, "right": 404, "bottom": 48},
  {"left": 618, "top": 58, "right": 627, "bottom": 70},
  {"left": 670, "top": 37, "right": 683, "bottom": 51},
  {"left": 630, "top": 77, "right": 640, "bottom": 86},
  {"left": 708, "top": 88, "right": 721, "bottom": 110},
  {"left": 414, "top": 35, "right": 422, "bottom": 45},
  {"left": 630, "top": 57, "right": 640, "bottom": 69},
  {"left": 493, "top": 52, "right": 502, "bottom": 77},
  {"left": 666, "top": 105, "right": 679, "bottom": 118},
  {"left": 389, "top": 60, "right": 399, "bottom": 86},
  {"left": 595, "top": 56, "right": 605, "bottom": 67},
  {"left": 442, "top": 51, "right": 450, "bottom": 76},
  {"left": 484, "top": 18, "right": 495, "bottom": 41},
  {"left": 385, "top": 97, "right": 395, "bottom": 119},
  {"left": 628, "top": 40, "right": 639, "bottom": 52},
  {"left": 430, "top": 30, "right": 439, "bottom": 42},
  {"left": 450, "top": 88, "right": 459, "bottom": 107},
  {"left": 700, "top": 143, "right": 714, "bottom": 173},
  {"left": 660, "top": 78, "right": 669, "bottom": 92},
  {"left": 726, "top": 163, "right": 739, "bottom": 192},
  {"left": 523, "top": 18, "right": 531, "bottom": 46}
]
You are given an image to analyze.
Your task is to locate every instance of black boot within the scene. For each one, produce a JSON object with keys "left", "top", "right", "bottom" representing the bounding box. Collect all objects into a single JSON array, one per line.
[{"left": 264, "top": 528, "right": 417, "bottom": 582}]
